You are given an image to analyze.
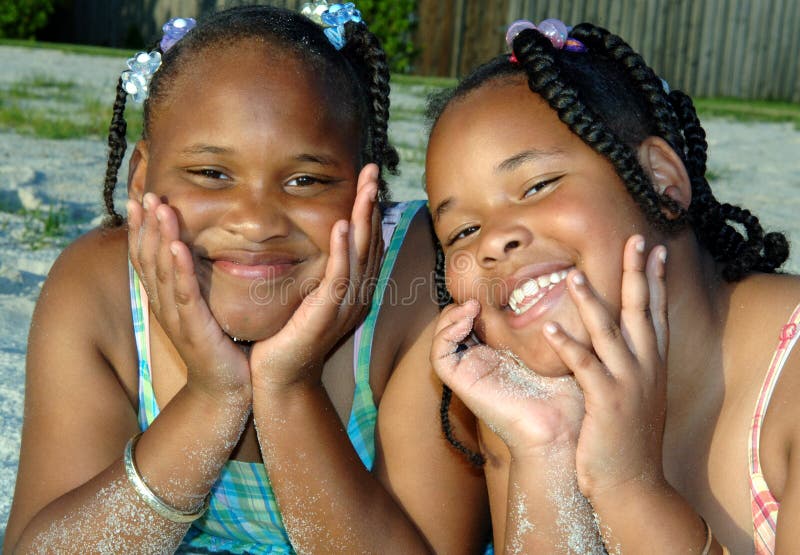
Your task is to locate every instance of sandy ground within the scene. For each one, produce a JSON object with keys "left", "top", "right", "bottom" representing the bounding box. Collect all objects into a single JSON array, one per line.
[{"left": 0, "top": 45, "right": 799, "bottom": 535}]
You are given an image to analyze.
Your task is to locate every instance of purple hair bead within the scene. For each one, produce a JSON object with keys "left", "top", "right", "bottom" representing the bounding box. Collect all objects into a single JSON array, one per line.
[
  {"left": 537, "top": 18, "right": 568, "bottom": 49},
  {"left": 160, "top": 17, "right": 196, "bottom": 52}
]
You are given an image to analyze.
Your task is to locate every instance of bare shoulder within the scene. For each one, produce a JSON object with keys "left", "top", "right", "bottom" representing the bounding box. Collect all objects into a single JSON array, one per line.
[
  {"left": 730, "top": 273, "right": 800, "bottom": 504},
  {"left": 368, "top": 204, "right": 439, "bottom": 394},
  {"left": 31, "top": 224, "right": 136, "bottom": 400}
]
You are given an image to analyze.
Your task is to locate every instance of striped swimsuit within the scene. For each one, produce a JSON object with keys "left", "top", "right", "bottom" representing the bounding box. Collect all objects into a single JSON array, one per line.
[
  {"left": 129, "top": 201, "right": 425, "bottom": 553},
  {"left": 748, "top": 303, "right": 800, "bottom": 554}
]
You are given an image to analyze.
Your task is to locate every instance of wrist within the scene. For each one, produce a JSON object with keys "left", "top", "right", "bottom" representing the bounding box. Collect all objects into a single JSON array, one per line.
[{"left": 182, "top": 379, "right": 251, "bottom": 413}]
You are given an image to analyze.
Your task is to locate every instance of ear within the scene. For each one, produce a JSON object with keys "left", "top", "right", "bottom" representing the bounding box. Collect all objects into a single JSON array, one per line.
[
  {"left": 637, "top": 136, "right": 691, "bottom": 214},
  {"left": 127, "top": 140, "right": 149, "bottom": 202}
]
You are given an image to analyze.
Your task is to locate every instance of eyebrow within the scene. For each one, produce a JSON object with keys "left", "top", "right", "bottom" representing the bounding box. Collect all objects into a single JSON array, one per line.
[
  {"left": 432, "top": 198, "right": 453, "bottom": 224},
  {"left": 181, "top": 144, "right": 234, "bottom": 156},
  {"left": 294, "top": 153, "right": 338, "bottom": 166},
  {"left": 179, "top": 146, "right": 339, "bottom": 167},
  {"left": 495, "top": 148, "right": 565, "bottom": 174}
]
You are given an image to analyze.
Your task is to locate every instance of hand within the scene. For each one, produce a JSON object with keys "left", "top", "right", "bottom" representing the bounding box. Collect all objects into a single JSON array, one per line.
[
  {"left": 249, "top": 163, "right": 383, "bottom": 391},
  {"left": 430, "top": 300, "right": 585, "bottom": 457},
  {"left": 127, "top": 194, "right": 252, "bottom": 403},
  {"left": 542, "top": 235, "right": 669, "bottom": 501}
]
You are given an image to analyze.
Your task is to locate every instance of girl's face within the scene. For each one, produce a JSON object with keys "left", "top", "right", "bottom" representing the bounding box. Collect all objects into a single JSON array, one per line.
[
  {"left": 129, "top": 41, "right": 361, "bottom": 341},
  {"left": 426, "top": 78, "right": 655, "bottom": 375}
]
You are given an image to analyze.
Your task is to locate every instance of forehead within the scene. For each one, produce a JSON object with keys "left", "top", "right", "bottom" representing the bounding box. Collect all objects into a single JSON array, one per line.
[
  {"left": 426, "top": 79, "right": 578, "bottom": 194},
  {"left": 148, "top": 41, "right": 359, "bottom": 152}
]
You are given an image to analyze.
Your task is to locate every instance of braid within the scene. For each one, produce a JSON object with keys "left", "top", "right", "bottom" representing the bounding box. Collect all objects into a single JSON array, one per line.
[
  {"left": 513, "top": 28, "right": 681, "bottom": 233},
  {"left": 571, "top": 24, "right": 685, "bottom": 156},
  {"left": 440, "top": 385, "right": 485, "bottom": 467},
  {"left": 102, "top": 78, "right": 128, "bottom": 228},
  {"left": 342, "top": 23, "right": 399, "bottom": 202},
  {"left": 669, "top": 90, "right": 789, "bottom": 279},
  {"left": 434, "top": 238, "right": 485, "bottom": 466}
]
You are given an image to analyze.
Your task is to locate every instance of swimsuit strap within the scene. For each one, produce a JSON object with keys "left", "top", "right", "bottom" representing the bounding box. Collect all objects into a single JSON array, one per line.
[
  {"left": 748, "top": 302, "right": 800, "bottom": 553},
  {"left": 129, "top": 262, "right": 159, "bottom": 430},
  {"left": 347, "top": 200, "right": 426, "bottom": 470}
]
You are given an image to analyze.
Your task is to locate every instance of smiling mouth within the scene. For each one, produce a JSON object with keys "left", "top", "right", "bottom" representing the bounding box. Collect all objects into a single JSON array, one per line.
[{"left": 507, "top": 269, "right": 571, "bottom": 315}]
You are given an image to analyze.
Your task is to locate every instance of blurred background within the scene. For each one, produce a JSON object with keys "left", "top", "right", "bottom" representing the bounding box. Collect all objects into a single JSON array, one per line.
[{"left": 6, "top": 0, "right": 800, "bottom": 101}]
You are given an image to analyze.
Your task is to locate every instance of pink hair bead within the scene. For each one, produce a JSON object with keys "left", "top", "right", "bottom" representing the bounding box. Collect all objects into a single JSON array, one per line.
[
  {"left": 538, "top": 18, "right": 568, "bottom": 49},
  {"left": 505, "top": 19, "right": 537, "bottom": 50}
]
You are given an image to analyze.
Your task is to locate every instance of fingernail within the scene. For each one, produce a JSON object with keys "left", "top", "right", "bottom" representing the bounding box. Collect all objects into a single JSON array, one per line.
[
  {"left": 339, "top": 221, "right": 349, "bottom": 236},
  {"left": 544, "top": 322, "right": 558, "bottom": 335},
  {"left": 659, "top": 247, "right": 667, "bottom": 264},
  {"left": 369, "top": 185, "right": 378, "bottom": 202},
  {"left": 155, "top": 208, "right": 162, "bottom": 222},
  {"left": 635, "top": 237, "right": 645, "bottom": 253},
  {"left": 169, "top": 243, "right": 178, "bottom": 256},
  {"left": 572, "top": 272, "right": 585, "bottom": 286}
]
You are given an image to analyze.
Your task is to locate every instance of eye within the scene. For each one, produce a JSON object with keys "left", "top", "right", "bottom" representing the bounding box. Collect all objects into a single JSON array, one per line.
[
  {"left": 447, "top": 224, "right": 479, "bottom": 246},
  {"left": 286, "top": 175, "right": 333, "bottom": 188},
  {"left": 523, "top": 175, "right": 563, "bottom": 198},
  {"left": 188, "top": 168, "right": 231, "bottom": 181}
]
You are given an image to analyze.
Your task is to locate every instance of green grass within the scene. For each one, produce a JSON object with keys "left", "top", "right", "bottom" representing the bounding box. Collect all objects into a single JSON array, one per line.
[
  {"left": 0, "top": 73, "right": 143, "bottom": 140},
  {"left": 0, "top": 38, "right": 131, "bottom": 58},
  {"left": 695, "top": 97, "right": 800, "bottom": 128}
]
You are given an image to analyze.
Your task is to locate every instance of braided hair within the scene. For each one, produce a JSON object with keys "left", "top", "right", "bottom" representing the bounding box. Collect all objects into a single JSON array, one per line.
[
  {"left": 102, "top": 5, "right": 398, "bottom": 227},
  {"left": 428, "top": 22, "right": 790, "bottom": 463}
]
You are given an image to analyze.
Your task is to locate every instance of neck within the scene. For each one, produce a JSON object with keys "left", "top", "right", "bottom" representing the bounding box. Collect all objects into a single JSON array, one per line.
[{"left": 661, "top": 231, "right": 732, "bottom": 421}]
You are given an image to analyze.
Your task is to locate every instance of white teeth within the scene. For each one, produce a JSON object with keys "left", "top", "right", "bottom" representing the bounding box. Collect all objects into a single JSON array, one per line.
[
  {"left": 507, "top": 269, "right": 571, "bottom": 315},
  {"left": 522, "top": 280, "right": 539, "bottom": 296}
]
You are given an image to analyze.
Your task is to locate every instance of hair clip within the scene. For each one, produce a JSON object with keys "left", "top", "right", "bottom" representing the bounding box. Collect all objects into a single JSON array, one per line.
[
  {"left": 120, "top": 16, "right": 195, "bottom": 103},
  {"left": 300, "top": 1, "right": 330, "bottom": 25},
  {"left": 505, "top": 18, "right": 586, "bottom": 57},
  {"left": 301, "top": 2, "right": 363, "bottom": 50},
  {"left": 160, "top": 17, "right": 196, "bottom": 52},
  {"left": 121, "top": 51, "right": 162, "bottom": 103}
]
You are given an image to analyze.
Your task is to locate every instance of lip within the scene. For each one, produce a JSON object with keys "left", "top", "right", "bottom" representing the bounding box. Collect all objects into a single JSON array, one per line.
[{"left": 208, "top": 250, "right": 303, "bottom": 281}]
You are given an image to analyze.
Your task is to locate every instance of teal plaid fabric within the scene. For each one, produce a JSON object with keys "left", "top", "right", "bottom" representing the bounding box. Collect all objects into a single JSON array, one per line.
[{"left": 128, "top": 200, "right": 425, "bottom": 552}]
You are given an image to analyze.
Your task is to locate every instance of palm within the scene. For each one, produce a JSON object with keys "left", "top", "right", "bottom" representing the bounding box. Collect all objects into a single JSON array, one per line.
[{"left": 446, "top": 346, "right": 584, "bottom": 450}]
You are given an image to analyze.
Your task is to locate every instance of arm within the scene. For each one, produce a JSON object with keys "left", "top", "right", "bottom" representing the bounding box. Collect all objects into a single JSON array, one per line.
[
  {"left": 430, "top": 300, "right": 598, "bottom": 554},
  {"left": 4, "top": 229, "right": 250, "bottom": 553},
  {"left": 544, "top": 236, "right": 725, "bottom": 553}
]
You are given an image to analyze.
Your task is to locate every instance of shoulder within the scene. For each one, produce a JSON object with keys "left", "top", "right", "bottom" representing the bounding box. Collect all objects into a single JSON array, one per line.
[
  {"left": 376, "top": 201, "right": 439, "bottom": 354},
  {"left": 732, "top": 273, "right": 800, "bottom": 503},
  {"left": 30, "top": 225, "right": 136, "bottom": 396}
]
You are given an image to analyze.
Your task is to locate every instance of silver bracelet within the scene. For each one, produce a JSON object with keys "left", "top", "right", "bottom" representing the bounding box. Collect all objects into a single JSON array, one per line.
[{"left": 123, "top": 432, "right": 209, "bottom": 523}]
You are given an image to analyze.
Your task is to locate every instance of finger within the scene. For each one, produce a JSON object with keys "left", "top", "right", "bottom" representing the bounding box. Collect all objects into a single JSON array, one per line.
[
  {"left": 152, "top": 203, "right": 181, "bottom": 328},
  {"left": 566, "top": 269, "right": 638, "bottom": 377},
  {"left": 351, "top": 164, "right": 379, "bottom": 265},
  {"left": 647, "top": 246, "right": 669, "bottom": 361},
  {"left": 126, "top": 198, "right": 144, "bottom": 275},
  {"left": 313, "top": 220, "right": 350, "bottom": 312},
  {"left": 619, "top": 235, "right": 659, "bottom": 364},
  {"left": 137, "top": 193, "right": 164, "bottom": 311},
  {"left": 542, "top": 321, "right": 614, "bottom": 400},
  {"left": 431, "top": 300, "right": 480, "bottom": 363},
  {"left": 169, "top": 240, "right": 226, "bottom": 347}
]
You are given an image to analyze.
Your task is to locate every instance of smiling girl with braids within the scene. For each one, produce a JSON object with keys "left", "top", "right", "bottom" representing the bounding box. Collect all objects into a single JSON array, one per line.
[
  {"left": 426, "top": 17, "right": 799, "bottom": 554},
  {"left": 4, "top": 5, "right": 490, "bottom": 553}
]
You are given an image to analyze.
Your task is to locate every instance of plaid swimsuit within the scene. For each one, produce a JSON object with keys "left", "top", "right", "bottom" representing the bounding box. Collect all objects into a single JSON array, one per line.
[
  {"left": 748, "top": 302, "right": 800, "bottom": 554},
  {"left": 129, "top": 201, "right": 425, "bottom": 553}
]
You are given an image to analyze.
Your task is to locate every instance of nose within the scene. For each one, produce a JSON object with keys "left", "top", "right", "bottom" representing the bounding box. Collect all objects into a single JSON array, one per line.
[
  {"left": 477, "top": 221, "right": 532, "bottom": 267},
  {"left": 221, "top": 189, "right": 291, "bottom": 243}
]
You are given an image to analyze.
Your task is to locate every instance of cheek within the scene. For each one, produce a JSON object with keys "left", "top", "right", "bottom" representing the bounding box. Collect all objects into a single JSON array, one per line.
[{"left": 290, "top": 192, "right": 355, "bottom": 253}]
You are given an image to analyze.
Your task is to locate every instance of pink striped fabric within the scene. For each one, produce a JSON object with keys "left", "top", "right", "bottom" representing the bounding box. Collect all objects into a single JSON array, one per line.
[{"left": 748, "top": 303, "right": 800, "bottom": 554}]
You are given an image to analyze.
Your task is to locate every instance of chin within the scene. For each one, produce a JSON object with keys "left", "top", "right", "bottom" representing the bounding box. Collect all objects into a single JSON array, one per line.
[{"left": 208, "top": 297, "right": 299, "bottom": 342}]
